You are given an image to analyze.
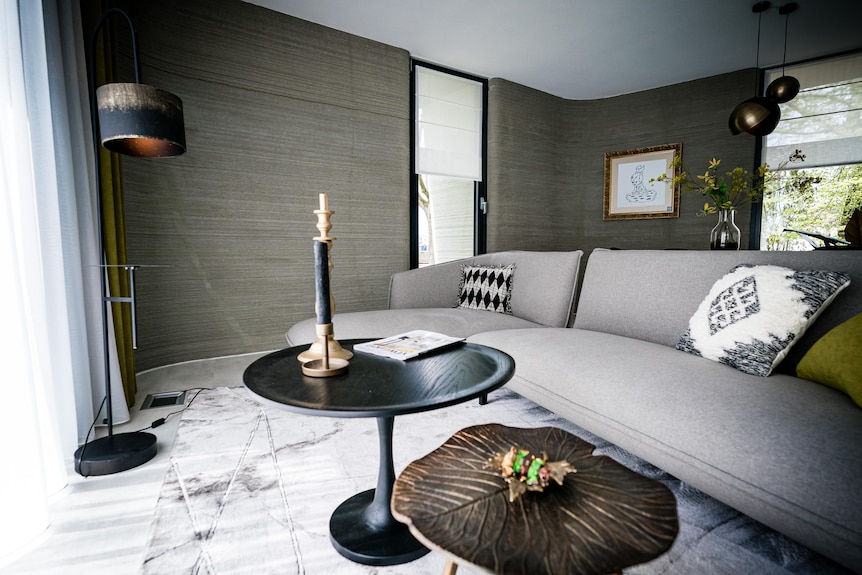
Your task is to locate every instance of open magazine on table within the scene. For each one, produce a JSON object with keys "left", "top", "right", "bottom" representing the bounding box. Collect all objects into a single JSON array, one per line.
[{"left": 353, "top": 330, "right": 465, "bottom": 360}]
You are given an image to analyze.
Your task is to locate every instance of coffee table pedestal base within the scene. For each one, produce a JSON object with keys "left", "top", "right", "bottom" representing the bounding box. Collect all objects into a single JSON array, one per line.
[{"left": 330, "top": 489, "right": 430, "bottom": 566}]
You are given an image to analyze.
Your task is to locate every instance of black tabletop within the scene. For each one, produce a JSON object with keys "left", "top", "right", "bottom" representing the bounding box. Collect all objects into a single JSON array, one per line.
[{"left": 243, "top": 339, "right": 515, "bottom": 418}]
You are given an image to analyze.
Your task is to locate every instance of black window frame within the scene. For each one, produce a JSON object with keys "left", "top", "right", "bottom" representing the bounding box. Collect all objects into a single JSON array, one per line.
[{"left": 410, "top": 60, "right": 488, "bottom": 269}]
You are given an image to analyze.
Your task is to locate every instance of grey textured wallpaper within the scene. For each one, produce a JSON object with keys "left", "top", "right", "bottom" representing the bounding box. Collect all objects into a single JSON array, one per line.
[
  {"left": 105, "top": 0, "right": 756, "bottom": 371},
  {"left": 113, "top": 0, "right": 411, "bottom": 370}
]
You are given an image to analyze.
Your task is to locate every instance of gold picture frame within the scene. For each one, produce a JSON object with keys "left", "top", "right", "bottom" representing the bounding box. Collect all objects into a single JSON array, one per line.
[{"left": 603, "top": 143, "right": 681, "bottom": 220}]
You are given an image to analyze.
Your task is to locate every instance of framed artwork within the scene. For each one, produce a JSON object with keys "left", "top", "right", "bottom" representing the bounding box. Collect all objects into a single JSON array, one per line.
[{"left": 603, "top": 143, "right": 681, "bottom": 220}]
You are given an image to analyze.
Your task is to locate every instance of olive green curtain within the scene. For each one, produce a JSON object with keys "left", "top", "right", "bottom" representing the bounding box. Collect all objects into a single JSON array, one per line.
[{"left": 82, "top": 0, "right": 137, "bottom": 407}]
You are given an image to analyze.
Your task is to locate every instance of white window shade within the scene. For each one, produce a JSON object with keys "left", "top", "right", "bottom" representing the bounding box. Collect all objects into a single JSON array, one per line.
[
  {"left": 765, "top": 53, "right": 862, "bottom": 169},
  {"left": 416, "top": 66, "right": 483, "bottom": 180}
]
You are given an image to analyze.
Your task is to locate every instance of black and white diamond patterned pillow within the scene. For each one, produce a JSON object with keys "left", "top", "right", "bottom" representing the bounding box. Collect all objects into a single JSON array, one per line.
[
  {"left": 677, "top": 264, "right": 850, "bottom": 376},
  {"left": 457, "top": 264, "right": 515, "bottom": 314}
]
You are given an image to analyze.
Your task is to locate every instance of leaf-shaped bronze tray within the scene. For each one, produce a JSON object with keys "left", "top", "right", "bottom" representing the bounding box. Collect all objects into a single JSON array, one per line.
[{"left": 392, "top": 424, "right": 678, "bottom": 575}]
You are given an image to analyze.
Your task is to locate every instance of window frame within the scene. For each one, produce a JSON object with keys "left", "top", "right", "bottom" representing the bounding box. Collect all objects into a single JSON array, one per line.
[{"left": 410, "top": 60, "right": 488, "bottom": 268}]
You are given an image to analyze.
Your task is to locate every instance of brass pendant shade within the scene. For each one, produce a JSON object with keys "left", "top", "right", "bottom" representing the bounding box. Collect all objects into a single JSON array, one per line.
[
  {"left": 728, "top": 1, "right": 798, "bottom": 136},
  {"left": 766, "top": 3, "right": 801, "bottom": 104},
  {"left": 766, "top": 75, "right": 800, "bottom": 103},
  {"left": 728, "top": 96, "right": 781, "bottom": 136},
  {"left": 97, "top": 83, "right": 186, "bottom": 157}
]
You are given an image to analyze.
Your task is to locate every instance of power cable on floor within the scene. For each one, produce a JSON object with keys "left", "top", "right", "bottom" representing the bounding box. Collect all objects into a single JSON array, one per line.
[{"left": 135, "top": 387, "right": 213, "bottom": 432}]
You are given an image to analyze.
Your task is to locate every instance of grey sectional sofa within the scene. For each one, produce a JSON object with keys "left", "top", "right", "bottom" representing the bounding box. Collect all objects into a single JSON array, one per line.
[{"left": 286, "top": 248, "right": 862, "bottom": 571}]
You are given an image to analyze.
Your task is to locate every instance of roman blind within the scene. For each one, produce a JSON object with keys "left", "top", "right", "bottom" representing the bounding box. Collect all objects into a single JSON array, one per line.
[
  {"left": 415, "top": 65, "right": 483, "bottom": 180},
  {"left": 765, "top": 52, "right": 862, "bottom": 170}
]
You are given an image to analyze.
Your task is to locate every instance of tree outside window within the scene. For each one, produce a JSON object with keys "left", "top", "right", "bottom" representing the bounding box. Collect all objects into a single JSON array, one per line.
[
  {"left": 760, "top": 53, "right": 862, "bottom": 250},
  {"left": 761, "top": 164, "right": 862, "bottom": 250}
]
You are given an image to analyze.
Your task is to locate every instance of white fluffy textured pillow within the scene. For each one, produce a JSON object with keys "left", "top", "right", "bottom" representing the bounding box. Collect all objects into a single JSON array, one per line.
[{"left": 677, "top": 264, "right": 850, "bottom": 376}]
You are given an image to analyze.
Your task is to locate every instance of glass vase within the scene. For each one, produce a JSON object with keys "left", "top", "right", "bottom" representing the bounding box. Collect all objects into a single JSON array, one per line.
[{"left": 710, "top": 208, "right": 741, "bottom": 250}]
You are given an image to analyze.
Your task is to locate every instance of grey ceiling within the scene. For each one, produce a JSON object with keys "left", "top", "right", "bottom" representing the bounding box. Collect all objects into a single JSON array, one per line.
[{"left": 243, "top": 0, "right": 862, "bottom": 99}]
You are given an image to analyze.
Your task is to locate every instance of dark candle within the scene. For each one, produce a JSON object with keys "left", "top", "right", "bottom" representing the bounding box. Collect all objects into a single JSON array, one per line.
[{"left": 314, "top": 239, "right": 331, "bottom": 325}]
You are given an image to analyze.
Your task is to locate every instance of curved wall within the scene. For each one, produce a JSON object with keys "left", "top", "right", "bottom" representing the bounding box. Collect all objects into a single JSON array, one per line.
[
  {"left": 107, "top": 0, "right": 759, "bottom": 372},
  {"left": 487, "top": 71, "right": 759, "bottom": 257}
]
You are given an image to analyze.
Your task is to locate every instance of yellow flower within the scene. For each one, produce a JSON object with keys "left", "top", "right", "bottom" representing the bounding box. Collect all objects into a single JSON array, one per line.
[{"left": 697, "top": 170, "right": 712, "bottom": 182}]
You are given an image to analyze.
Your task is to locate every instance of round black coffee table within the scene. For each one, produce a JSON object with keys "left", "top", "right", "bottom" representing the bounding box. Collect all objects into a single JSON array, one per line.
[{"left": 243, "top": 339, "right": 515, "bottom": 566}]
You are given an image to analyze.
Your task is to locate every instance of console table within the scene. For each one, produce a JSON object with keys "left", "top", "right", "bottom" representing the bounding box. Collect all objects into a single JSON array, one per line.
[{"left": 243, "top": 339, "right": 515, "bottom": 566}]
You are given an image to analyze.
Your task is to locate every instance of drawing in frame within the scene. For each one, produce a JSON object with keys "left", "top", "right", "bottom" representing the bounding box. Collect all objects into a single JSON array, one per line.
[{"left": 604, "top": 143, "right": 681, "bottom": 220}]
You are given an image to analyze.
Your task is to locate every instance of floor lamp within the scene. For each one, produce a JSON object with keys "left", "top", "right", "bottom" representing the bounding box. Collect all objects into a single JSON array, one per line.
[{"left": 74, "top": 7, "right": 186, "bottom": 476}]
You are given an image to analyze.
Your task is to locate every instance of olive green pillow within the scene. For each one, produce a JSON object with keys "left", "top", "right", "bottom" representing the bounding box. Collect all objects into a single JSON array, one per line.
[{"left": 796, "top": 312, "right": 862, "bottom": 407}]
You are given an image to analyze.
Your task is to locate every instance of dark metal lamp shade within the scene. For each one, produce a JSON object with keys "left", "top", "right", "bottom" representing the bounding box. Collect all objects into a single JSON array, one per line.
[
  {"left": 97, "top": 82, "right": 186, "bottom": 157},
  {"left": 766, "top": 75, "right": 800, "bottom": 103},
  {"left": 728, "top": 96, "right": 781, "bottom": 136},
  {"left": 728, "top": 2, "right": 798, "bottom": 136}
]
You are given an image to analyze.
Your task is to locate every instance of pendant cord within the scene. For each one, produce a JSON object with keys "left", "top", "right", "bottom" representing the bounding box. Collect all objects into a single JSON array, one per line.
[
  {"left": 782, "top": 11, "right": 789, "bottom": 75},
  {"left": 754, "top": 9, "right": 762, "bottom": 93}
]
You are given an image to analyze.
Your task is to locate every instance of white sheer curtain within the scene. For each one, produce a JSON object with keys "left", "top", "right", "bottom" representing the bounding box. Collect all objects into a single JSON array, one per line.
[
  {"left": 1, "top": 0, "right": 66, "bottom": 560},
  {"left": 0, "top": 0, "right": 129, "bottom": 563},
  {"left": 45, "top": 0, "right": 131, "bottom": 429},
  {"left": 27, "top": 0, "right": 132, "bottom": 434}
]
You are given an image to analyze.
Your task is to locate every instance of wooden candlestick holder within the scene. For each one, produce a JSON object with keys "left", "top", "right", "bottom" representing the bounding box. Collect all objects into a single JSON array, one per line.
[
  {"left": 301, "top": 322, "right": 348, "bottom": 377},
  {"left": 298, "top": 194, "right": 353, "bottom": 370}
]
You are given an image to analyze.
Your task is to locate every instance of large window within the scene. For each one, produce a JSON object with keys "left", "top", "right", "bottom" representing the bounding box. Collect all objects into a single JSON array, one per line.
[
  {"left": 760, "top": 52, "right": 862, "bottom": 250},
  {"left": 412, "top": 62, "right": 487, "bottom": 267}
]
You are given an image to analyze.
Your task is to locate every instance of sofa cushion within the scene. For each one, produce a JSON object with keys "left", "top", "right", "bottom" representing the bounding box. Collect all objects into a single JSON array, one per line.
[
  {"left": 796, "top": 312, "right": 862, "bottom": 407},
  {"left": 457, "top": 264, "right": 514, "bottom": 314},
  {"left": 285, "top": 307, "right": 543, "bottom": 347},
  {"left": 676, "top": 265, "right": 850, "bottom": 376}
]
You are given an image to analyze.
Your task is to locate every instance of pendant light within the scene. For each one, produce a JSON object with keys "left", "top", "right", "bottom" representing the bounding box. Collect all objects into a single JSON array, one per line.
[
  {"left": 765, "top": 3, "right": 800, "bottom": 103},
  {"left": 729, "top": 2, "right": 781, "bottom": 136}
]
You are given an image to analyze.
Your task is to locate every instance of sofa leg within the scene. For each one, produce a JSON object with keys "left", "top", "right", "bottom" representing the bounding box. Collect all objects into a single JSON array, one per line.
[{"left": 479, "top": 394, "right": 488, "bottom": 405}]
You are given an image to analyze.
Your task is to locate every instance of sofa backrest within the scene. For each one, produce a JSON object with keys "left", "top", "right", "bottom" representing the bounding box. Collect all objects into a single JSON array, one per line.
[
  {"left": 388, "top": 250, "right": 583, "bottom": 328},
  {"left": 574, "top": 248, "right": 862, "bottom": 372}
]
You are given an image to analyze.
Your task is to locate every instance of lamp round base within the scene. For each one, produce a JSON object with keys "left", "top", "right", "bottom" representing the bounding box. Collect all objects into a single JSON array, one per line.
[
  {"left": 329, "top": 489, "right": 430, "bottom": 566},
  {"left": 74, "top": 431, "right": 157, "bottom": 476}
]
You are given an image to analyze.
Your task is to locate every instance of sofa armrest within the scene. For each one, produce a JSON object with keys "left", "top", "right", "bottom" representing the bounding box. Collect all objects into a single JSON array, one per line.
[
  {"left": 388, "top": 250, "right": 583, "bottom": 328},
  {"left": 388, "top": 262, "right": 464, "bottom": 309}
]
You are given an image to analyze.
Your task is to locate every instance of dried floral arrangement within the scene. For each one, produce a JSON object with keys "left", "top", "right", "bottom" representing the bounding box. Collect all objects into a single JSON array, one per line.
[{"left": 487, "top": 446, "right": 577, "bottom": 502}]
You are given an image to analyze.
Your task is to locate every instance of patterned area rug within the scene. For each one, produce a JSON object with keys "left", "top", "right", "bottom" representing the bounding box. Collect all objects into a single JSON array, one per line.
[{"left": 140, "top": 387, "right": 849, "bottom": 574}]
